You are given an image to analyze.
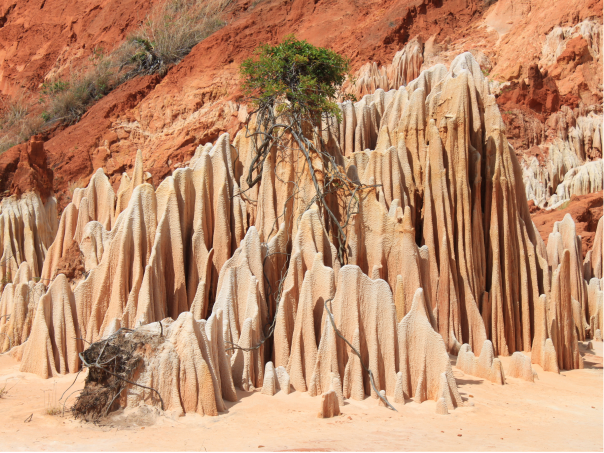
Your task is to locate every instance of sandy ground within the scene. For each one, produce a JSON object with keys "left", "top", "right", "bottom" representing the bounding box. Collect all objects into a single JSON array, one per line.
[{"left": 0, "top": 342, "right": 602, "bottom": 452}]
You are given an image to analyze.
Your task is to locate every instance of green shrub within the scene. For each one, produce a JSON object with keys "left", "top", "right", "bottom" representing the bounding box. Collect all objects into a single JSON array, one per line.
[
  {"left": 238, "top": 36, "right": 359, "bottom": 265},
  {"left": 41, "top": 80, "right": 69, "bottom": 95},
  {"left": 240, "top": 35, "right": 354, "bottom": 123}
]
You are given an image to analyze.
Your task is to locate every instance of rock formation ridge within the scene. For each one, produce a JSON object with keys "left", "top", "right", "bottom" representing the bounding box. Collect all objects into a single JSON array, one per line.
[{"left": 0, "top": 51, "right": 600, "bottom": 418}]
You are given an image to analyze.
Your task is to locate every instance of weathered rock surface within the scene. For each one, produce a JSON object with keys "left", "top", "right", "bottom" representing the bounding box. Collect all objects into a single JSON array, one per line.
[
  {"left": 531, "top": 295, "right": 560, "bottom": 373},
  {"left": 531, "top": 190, "right": 602, "bottom": 259},
  {"left": 398, "top": 288, "right": 462, "bottom": 406},
  {"left": 123, "top": 311, "right": 237, "bottom": 416},
  {"left": 0, "top": 50, "right": 600, "bottom": 422},
  {"left": 547, "top": 214, "right": 589, "bottom": 338},
  {"left": 9, "top": 137, "right": 54, "bottom": 201},
  {"left": 549, "top": 250, "right": 584, "bottom": 370},
  {"left": 0, "top": 191, "right": 57, "bottom": 279},
  {"left": 317, "top": 390, "right": 340, "bottom": 418},
  {"left": 456, "top": 341, "right": 505, "bottom": 385},
  {"left": 507, "top": 352, "right": 536, "bottom": 382},
  {"left": 19, "top": 274, "right": 82, "bottom": 378}
]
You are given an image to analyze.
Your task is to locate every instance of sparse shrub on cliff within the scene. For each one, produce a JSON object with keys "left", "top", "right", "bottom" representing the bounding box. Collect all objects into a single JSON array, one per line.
[
  {"left": 44, "top": 0, "right": 231, "bottom": 121},
  {"left": 1, "top": 53, "right": 116, "bottom": 153},
  {"left": 0, "top": 91, "right": 29, "bottom": 129},
  {"left": 116, "top": 0, "right": 230, "bottom": 78},
  {"left": 42, "top": 52, "right": 117, "bottom": 125},
  {"left": 0, "top": 91, "right": 44, "bottom": 154}
]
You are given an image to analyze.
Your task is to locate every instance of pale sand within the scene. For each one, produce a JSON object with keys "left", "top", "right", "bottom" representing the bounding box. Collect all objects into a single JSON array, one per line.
[{"left": 0, "top": 342, "right": 601, "bottom": 452}]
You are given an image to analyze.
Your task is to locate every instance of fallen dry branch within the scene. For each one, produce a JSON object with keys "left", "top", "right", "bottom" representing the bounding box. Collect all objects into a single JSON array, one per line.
[{"left": 72, "top": 328, "right": 164, "bottom": 421}]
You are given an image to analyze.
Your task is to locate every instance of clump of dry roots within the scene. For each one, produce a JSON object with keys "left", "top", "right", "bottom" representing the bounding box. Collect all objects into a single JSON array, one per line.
[{"left": 72, "top": 329, "right": 163, "bottom": 421}]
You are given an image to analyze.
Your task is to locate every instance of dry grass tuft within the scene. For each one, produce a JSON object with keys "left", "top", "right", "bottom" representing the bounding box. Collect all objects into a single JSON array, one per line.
[
  {"left": 46, "top": 406, "right": 63, "bottom": 416},
  {"left": 43, "top": 382, "right": 63, "bottom": 417},
  {"left": 0, "top": 378, "right": 17, "bottom": 400},
  {"left": 0, "top": 91, "right": 44, "bottom": 154},
  {"left": 1, "top": 90, "right": 29, "bottom": 128},
  {"left": 42, "top": 51, "right": 118, "bottom": 126},
  {"left": 115, "top": 0, "right": 230, "bottom": 78}
]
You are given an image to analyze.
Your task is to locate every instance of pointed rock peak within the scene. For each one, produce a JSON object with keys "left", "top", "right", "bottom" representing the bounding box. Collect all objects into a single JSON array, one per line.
[
  {"left": 436, "top": 397, "right": 448, "bottom": 415},
  {"left": 275, "top": 366, "right": 291, "bottom": 394},
  {"left": 133, "top": 149, "right": 145, "bottom": 187},
  {"left": 408, "top": 287, "right": 428, "bottom": 319},
  {"left": 261, "top": 361, "right": 277, "bottom": 396},
  {"left": 211, "top": 133, "right": 231, "bottom": 157},
  {"left": 562, "top": 248, "right": 571, "bottom": 268},
  {"left": 456, "top": 340, "right": 505, "bottom": 385},
  {"left": 388, "top": 199, "right": 401, "bottom": 217},
  {"left": 371, "top": 265, "right": 382, "bottom": 280},
  {"left": 13, "top": 262, "right": 32, "bottom": 286},
  {"left": 91, "top": 167, "right": 109, "bottom": 181},
  {"left": 396, "top": 206, "right": 404, "bottom": 223},
  {"left": 374, "top": 125, "right": 392, "bottom": 153},
  {"left": 561, "top": 213, "right": 575, "bottom": 227},
  {"left": 394, "top": 371, "right": 405, "bottom": 404},
  {"left": 402, "top": 205, "right": 414, "bottom": 232},
  {"left": 507, "top": 352, "right": 536, "bottom": 382},
  {"left": 245, "top": 225, "right": 260, "bottom": 244},
  {"left": 312, "top": 252, "right": 325, "bottom": 269},
  {"left": 317, "top": 390, "right": 340, "bottom": 418}
]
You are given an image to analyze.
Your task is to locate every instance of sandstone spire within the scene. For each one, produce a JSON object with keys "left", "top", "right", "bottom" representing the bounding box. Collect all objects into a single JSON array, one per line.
[
  {"left": 0, "top": 191, "right": 57, "bottom": 279},
  {"left": 2, "top": 50, "right": 599, "bottom": 427},
  {"left": 20, "top": 274, "right": 82, "bottom": 378},
  {"left": 398, "top": 288, "right": 463, "bottom": 406},
  {"left": 123, "top": 312, "right": 235, "bottom": 416},
  {"left": 549, "top": 250, "right": 583, "bottom": 370}
]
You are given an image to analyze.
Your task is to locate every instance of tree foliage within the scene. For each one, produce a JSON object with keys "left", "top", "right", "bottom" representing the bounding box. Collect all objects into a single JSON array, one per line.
[{"left": 241, "top": 35, "right": 354, "bottom": 122}]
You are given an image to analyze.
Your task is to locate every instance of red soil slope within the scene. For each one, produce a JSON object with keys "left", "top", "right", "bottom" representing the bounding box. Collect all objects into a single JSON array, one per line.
[{"left": 0, "top": 0, "right": 158, "bottom": 94}]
